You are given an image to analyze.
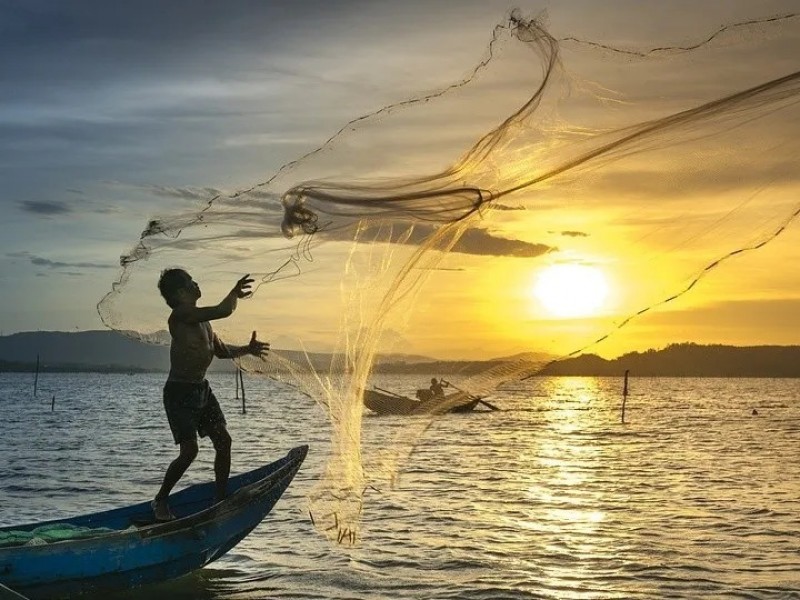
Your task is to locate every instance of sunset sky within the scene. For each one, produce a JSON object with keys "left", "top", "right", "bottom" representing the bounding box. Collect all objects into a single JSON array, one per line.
[{"left": 1, "top": 0, "right": 799, "bottom": 360}]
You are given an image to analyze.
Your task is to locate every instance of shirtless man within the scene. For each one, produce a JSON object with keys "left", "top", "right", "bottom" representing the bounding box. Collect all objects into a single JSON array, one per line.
[{"left": 152, "top": 269, "right": 269, "bottom": 521}]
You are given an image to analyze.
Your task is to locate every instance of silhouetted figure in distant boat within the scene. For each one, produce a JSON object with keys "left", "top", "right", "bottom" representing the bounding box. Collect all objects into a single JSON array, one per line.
[
  {"left": 151, "top": 269, "right": 269, "bottom": 522},
  {"left": 752, "top": 408, "right": 758, "bottom": 416},
  {"left": 429, "top": 377, "right": 449, "bottom": 398}
]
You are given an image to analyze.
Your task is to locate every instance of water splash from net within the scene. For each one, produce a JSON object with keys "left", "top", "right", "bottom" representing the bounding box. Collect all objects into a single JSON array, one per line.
[{"left": 98, "top": 11, "right": 800, "bottom": 544}]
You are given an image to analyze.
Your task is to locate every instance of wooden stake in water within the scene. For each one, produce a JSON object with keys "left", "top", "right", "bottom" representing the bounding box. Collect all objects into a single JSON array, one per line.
[
  {"left": 621, "top": 369, "right": 629, "bottom": 424},
  {"left": 235, "top": 366, "right": 240, "bottom": 400},
  {"left": 51, "top": 394, "right": 55, "bottom": 412},
  {"left": 33, "top": 353, "right": 40, "bottom": 397},
  {"left": 239, "top": 368, "right": 246, "bottom": 415}
]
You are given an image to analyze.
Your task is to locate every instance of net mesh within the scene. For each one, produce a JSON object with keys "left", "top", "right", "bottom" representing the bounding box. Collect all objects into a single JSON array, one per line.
[{"left": 97, "top": 11, "right": 800, "bottom": 544}]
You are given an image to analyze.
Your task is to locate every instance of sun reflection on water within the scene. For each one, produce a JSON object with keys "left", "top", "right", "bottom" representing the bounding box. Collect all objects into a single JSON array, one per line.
[{"left": 516, "top": 377, "right": 618, "bottom": 592}]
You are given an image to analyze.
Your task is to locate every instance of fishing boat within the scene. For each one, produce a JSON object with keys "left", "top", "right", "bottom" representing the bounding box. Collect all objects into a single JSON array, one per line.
[
  {"left": 363, "top": 388, "right": 485, "bottom": 415},
  {"left": 362, "top": 389, "right": 421, "bottom": 415},
  {"left": 0, "top": 445, "right": 307, "bottom": 599}
]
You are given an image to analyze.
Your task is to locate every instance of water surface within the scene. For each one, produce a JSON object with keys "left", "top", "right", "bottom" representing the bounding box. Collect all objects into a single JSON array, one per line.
[{"left": 1, "top": 373, "right": 798, "bottom": 599}]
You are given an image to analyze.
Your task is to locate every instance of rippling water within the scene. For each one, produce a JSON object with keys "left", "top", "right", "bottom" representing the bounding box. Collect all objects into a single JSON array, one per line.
[{"left": 2, "top": 372, "right": 799, "bottom": 599}]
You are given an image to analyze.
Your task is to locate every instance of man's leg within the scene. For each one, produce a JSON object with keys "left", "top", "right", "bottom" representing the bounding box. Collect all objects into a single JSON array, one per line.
[
  {"left": 153, "top": 439, "right": 198, "bottom": 520},
  {"left": 208, "top": 424, "right": 232, "bottom": 503}
]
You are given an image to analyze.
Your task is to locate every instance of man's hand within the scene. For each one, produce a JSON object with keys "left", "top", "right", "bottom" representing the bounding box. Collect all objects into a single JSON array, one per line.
[
  {"left": 231, "top": 274, "right": 254, "bottom": 299},
  {"left": 247, "top": 331, "right": 270, "bottom": 358}
]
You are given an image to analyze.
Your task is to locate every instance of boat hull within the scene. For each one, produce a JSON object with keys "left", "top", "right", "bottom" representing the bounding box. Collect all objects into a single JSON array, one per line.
[
  {"left": 363, "top": 390, "right": 479, "bottom": 415},
  {"left": 0, "top": 445, "right": 307, "bottom": 599},
  {"left": 363, "top": 390, "right": 420, "bottom": 415}
]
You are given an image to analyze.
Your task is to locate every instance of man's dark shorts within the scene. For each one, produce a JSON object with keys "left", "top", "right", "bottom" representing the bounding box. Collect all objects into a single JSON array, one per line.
[{"left": 163, "top": 380, "right": 227, "bottom": 445}]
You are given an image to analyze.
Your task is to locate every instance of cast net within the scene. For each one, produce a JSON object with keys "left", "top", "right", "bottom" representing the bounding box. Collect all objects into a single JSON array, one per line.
[{"left": 97, "top": 11, "right": 800, "bottom": 543}]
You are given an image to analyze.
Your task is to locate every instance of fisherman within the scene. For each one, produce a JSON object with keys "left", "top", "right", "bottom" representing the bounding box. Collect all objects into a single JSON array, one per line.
[
  {"left": 151, "top": 269, "right": 269, "bottom": 521},
  {"left": 429, "top": 377, "right": 449, "bottom": 398}
]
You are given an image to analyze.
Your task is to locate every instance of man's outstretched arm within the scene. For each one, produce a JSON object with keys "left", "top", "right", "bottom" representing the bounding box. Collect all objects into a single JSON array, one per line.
[
  {"left": 214, "top": 331, "right": 270, "bottom": 359},
  {"left": 174, "top": 275, "right": 253, "bottom": 324}
]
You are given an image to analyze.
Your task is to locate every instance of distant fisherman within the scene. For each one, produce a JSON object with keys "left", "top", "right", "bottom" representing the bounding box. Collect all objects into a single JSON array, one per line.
[
  {"left": 151, "top": 269, "right": 269, "bottom": 522},
  {"left": 429, "top": 377, "right": 449, "bottom": 398}
]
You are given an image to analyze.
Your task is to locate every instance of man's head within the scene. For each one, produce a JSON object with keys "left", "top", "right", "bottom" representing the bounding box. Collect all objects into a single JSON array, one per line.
[
  {"left": 158, "top": 268, "right": 201, "bottom": 308},
  {"left": 431, "top": 377, "right": 438, "bottom": 385}
]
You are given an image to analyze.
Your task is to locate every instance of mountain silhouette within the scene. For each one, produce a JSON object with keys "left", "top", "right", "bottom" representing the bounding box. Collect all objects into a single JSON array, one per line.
[
  {"left": 540, "top": 343, "right": 800, "bottom": 377},
  {"left": 2, "top": 333, "right": 800, "bottom": 377}
]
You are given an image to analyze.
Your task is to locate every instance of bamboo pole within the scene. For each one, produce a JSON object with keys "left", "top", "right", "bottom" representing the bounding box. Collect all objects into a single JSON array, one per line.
[
  {"left": 621, "top": 369, "right": 629, "bottom": 424},
  {"left": 239, "top": 368, "right": 246, "bottom": 415},
  {"left": 235, "top": 366, "right": 240, "bottom": 400},
  {"left": 374, "top": 385, "right": 407, "bottom": 399},
  {"left": 442, "top": 379, "right": 499, "bottom": 411},
  {"left": 33, "top": 353, "right": 40, "bottom": 397}
]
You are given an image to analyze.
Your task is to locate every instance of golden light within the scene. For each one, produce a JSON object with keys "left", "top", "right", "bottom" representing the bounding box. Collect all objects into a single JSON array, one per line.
[{"left": 532, "top": 264, "right": 609, "bottom": 318}]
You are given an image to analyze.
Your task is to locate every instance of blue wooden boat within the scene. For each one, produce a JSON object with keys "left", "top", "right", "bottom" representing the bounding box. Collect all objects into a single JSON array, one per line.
[{"left": 0, "top": 445, "right": 307, "bottom": 599}]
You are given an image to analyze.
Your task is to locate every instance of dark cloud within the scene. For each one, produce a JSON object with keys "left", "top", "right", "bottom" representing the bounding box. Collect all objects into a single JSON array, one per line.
[
  {"left": 149, "top": 218, "right": 554, "bottom": 258},
  {"left": 148, "top": 185, "right": 224, "bottom": 202},
  {"left": 319, "top": 222, "right": 553, "bottom": 258},
  {"left": 19, "top": 200, "right": 71, "bottom": 215},
  {"left": 31, "top": 256, "right": 114, "bottom": 270},
  {"left": 8, "top": 251, "right": 115, "bottom": 270},
  {"left": 556, "top": 230, "right": 589, "bottom": 237},
  {"left": 129, "top": 218, "right": 552, "bottom": 260},
  {"left": 454, "top": 228, "right": 553, "bottom": 257},
  {"left": 18, "top": 197, "right": 122, "bottom": 217}
]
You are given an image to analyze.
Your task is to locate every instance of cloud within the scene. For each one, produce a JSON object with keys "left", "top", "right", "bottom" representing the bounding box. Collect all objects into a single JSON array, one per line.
[
  {"left": 89, "top": 204, "right": 122, "bottom": 215},
  {"left": 104, "top": 181, "right": 224, "bottom": 202},
  {"left": 454, "top": 228, "right": 553, "bottom": 257},
  {"left": 110, "top": 183, "right": 285, "bottom": 213},
  {"left": 218, "top": 189, "right": 285, "bottom": 212},
  {"left": 19, "top": 200, "right": 72, "bottom": 215},
  {"left": 148, "top": 185, "right": 224, "bottom": 201},
  {"left": 319, "top": 222, "right": 553, "bottom": 258},
  {"left": 18, "top": 196, "right": 122, "bottom": 217},
  {"left": 555, "top": 230, "right": 589, "bottom": 238},
  {"left": 8, "top": 252, "right": 116, "bottom": 270}
]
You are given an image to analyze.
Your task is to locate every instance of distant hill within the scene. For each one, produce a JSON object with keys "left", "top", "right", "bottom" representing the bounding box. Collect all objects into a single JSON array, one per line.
[
  {"left": 540, "top": 343, "right": 800, "bottom": 378},
  {"left": 2, "top": 333, "right": 800, "bottom": 377},
  {"left": 0, "top": 330, "right": 171, "bottom": 372},
  {"left": 0, "top": 330, "right": 437, "bottom": 374}
]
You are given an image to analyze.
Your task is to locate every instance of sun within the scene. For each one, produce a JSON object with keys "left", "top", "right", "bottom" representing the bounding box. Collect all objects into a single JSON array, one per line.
[{"left": 532, "top": 264, "right": 609, "bottom": 318}]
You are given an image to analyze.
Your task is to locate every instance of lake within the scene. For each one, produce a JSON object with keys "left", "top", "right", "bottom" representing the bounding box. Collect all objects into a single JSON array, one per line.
[{"left": 1, "top": 372, "right": 799, "bottom": 599}]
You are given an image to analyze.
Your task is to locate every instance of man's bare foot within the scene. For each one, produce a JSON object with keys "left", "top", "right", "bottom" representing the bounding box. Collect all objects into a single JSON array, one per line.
[{"left": 151, "top": 498, "right": 175, "bottom": 522}]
